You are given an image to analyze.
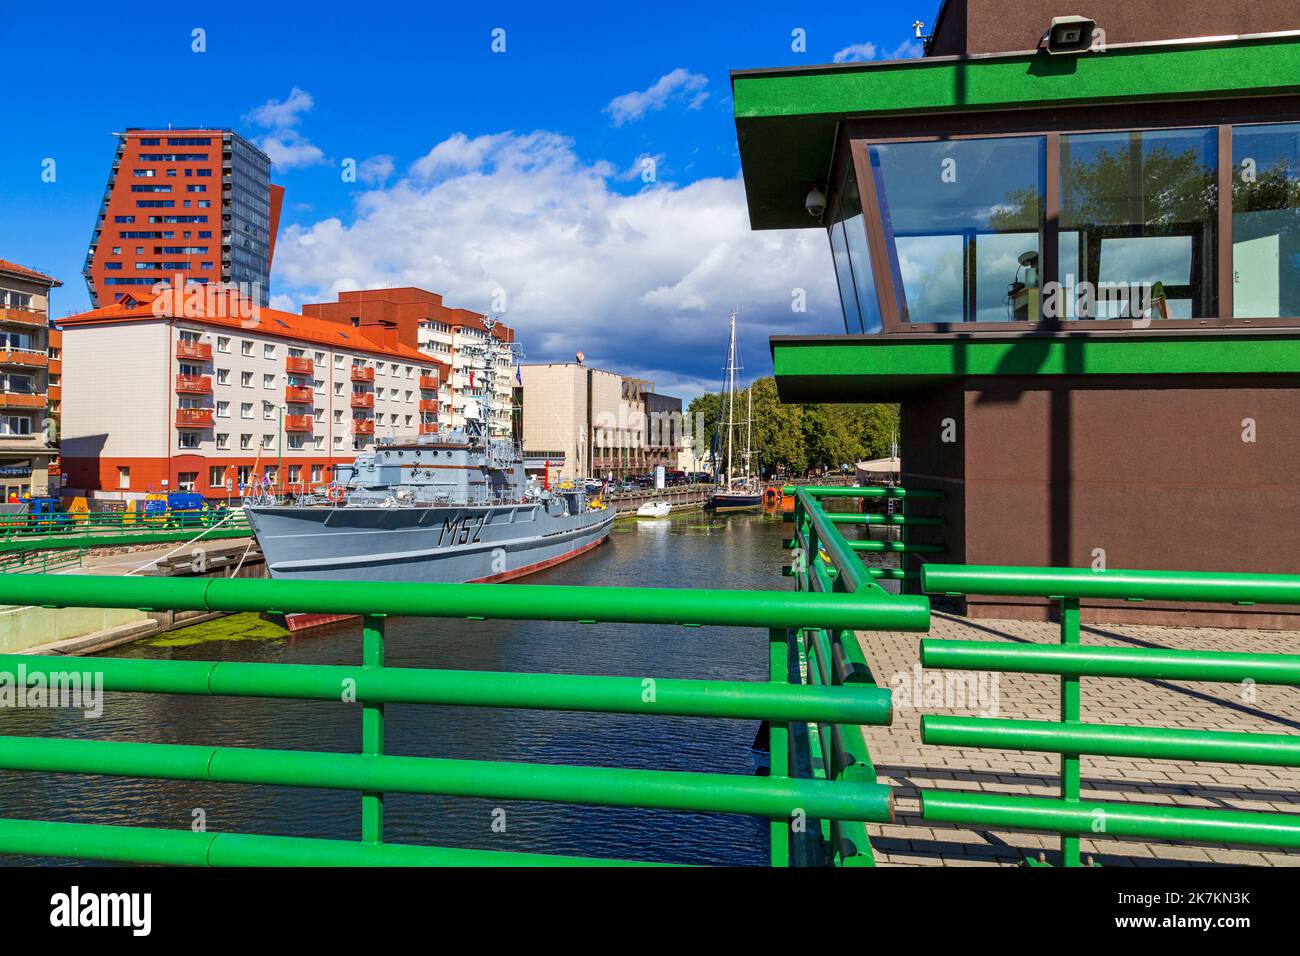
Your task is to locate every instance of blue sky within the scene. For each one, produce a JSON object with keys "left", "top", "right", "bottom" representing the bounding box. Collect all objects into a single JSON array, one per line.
[{"left": 0, "top": 0, "right": 930, "bottom": 398}]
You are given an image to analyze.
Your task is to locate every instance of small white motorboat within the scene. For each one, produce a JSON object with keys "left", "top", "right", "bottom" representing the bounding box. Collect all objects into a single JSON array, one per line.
[{"left": 636, "top": 501, "right": 671, "bottom": 518}]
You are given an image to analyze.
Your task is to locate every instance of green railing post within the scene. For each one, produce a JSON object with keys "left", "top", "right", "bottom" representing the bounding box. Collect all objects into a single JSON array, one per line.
[
  {"left": 362, "top": 614, "right": 385, "bottom": 844},
  {"left": 768, "top": 627, "right": 790, "bottom": 867},
  {"left": 1059, "top": 597, "right": 1081, "bottom": 867}
]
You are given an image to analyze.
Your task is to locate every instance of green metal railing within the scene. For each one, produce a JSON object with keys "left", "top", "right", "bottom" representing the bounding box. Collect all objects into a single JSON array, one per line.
[
  {"left": 0, "top": 510, "right": 251, "bottom": 552},
  {"left": 0, "top": 547, "right": 85, "bottom": 574},
  {"left": 778, "top": 485, "right": 942, "bottom": 864},
  {"left": 918, "top": 563, "right": 1300, "bottom": 865},
  {"left": 0, "top": 572, "right": 928, "bottom": 867}
]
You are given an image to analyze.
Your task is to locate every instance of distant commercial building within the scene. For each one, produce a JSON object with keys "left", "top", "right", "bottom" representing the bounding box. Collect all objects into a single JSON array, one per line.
[
  {"left": 518, "top": 363, "right": 681, "bottom": 480},
  {"left": 302, "top": 288, "right": 518, "bottom": 438},
  {"left": 0, "top": 259, "right": 60, "bottom": 498},
  {"left": 59, "top": 278, "right": 446, "bottom": 501},
  {"left": 83, "top": 129, "right": 284, "bottom": 308}
]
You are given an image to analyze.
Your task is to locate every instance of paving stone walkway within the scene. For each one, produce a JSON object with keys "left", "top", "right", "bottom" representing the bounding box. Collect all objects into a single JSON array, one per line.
[{"left": 854, "top": 611, "right": 1300, "bottom": 866}]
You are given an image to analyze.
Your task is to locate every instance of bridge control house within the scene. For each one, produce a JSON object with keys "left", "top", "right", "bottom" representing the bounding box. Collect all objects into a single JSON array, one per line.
[{"left": 735, "top": 1, "right": 1300, "bottom": 625}]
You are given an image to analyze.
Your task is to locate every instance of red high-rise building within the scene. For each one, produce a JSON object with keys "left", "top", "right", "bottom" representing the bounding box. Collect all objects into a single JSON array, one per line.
[{"left": 83, "top": 129, "right": 284, "bottom": 308}]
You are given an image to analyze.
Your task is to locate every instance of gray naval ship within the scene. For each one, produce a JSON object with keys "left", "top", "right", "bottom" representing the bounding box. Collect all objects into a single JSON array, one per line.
[{"left": 244, "top": 400, "right": 613, "bottom": 597}]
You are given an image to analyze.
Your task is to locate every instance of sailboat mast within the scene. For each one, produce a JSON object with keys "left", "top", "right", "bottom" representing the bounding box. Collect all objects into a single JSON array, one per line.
[
  {"left": 744, "top": 383, "right": 753, "bottom": 478},
  {"left": 724, "top": 310, "right": 736, "bottom": 485}
]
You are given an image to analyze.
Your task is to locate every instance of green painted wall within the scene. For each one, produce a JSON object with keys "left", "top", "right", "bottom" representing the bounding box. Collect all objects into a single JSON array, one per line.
[
  {"left": 772, "top": 334, "right": 1300, "bottom": 400},
  {"left": 734, "top": 38, "right": 1300, "bottom": 119}
]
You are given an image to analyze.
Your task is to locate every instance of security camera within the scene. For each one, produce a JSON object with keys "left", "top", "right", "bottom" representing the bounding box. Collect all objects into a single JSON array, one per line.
[
  {"left": 1040, "top": 15, "right": 1097, "bottom": 55},
  {"left": 805, "top": 186, "right": 827, "bottom": 219}
]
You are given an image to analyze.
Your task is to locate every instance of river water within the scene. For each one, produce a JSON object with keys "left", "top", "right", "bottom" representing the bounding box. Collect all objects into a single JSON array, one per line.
[{"left": 1, "top": 509, "right": 807, "bottom": 866}]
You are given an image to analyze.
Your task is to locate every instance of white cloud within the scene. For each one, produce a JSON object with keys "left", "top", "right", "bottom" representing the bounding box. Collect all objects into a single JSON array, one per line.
[
  {"left": 358, "top": 155, "right": 395, "bottom": 185},
  {"left": 605, "top": 68, "right": 709, "bottom": 126},
  {"left": 258, "top": 129, "right": 325, "bottom": 169},
  {"left": 833, "top": 39, "right": 925, "bottom": 63},
  {"left": 246, "top": 87, "right": 326, "bottom": 170},
  {"left": 247, "top": 86, "right": 315, "bottom": 129},
  {"left": 270, "top": 131, "right": 840, "bottom": 392}
]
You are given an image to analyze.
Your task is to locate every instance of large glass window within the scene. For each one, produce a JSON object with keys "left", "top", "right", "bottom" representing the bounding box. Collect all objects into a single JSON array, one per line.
[
  {"left": 827, "top": 166, "right": 882, "bottom": 333},
  {"left": 1060, "top": 128, "right": 1218, "bottom": 319},
  {"left": 1232, "top": 123, "right": 1300, "bottom": 318},
  {"left": 870, "top": 136, "right": 1045, "bottom": 323}
]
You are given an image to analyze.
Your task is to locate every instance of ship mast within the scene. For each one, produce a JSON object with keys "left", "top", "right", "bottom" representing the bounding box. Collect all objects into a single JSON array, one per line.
[
  {"left": 744, "top": 383, "right": 753, "bottom": 480},
  {"left": 723, "top": 309, "right": 737, "bottom": 487}
]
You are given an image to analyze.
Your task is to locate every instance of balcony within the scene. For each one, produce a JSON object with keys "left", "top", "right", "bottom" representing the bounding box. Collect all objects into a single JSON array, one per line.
[
  {"left": 175, "top": 407, "right": 215, "bottom": 428},
  {"left": 350, "top": 366, "right": 374, "bottom": 383},
  {"left": 0, "top": 348, "right": 48, "bottom": 368},
  {"left": 419, "top": 422, "right": 439, "bottom": 435},
  {"left": 285, "top": 385, "right": 314, "bottom": 405},
  {"left": 419, "top": 374, "right": 439, "bottom": 390},
  {"left": 353, "top": 419, "right": 375, "bottom": 435},
  {"left": 175, "top": 340, "right": 212, "bottom": 362},
  {"left": 0, "top": 307, "right": 46, "bottom": 328},
  {"left": 284, "top": 414, "right": 314, "bottom": 433},
  {"left": 285, "top": 356, "right": 313, "bottom": 375},
  {"left": 0, "top": 393, "right": 46, "bottom": 410},
  {"left": 350, "top": 393, "right": 374, "bottom": 409},
  {"left": 419, "top": 399, "right": 439, "bottom": 414},
  {"left": 175, "top": 374, "right": 212, "bottom": 394}
]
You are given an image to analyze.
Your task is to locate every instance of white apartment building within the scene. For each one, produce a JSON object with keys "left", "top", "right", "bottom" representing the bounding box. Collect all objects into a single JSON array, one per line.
[{"left": 60, "top": 283, "right": 443, "bottom": 500}]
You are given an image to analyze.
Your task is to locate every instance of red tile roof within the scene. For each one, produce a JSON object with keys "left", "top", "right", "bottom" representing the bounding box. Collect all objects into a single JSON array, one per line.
[
  {"left": 59, "top": 281, "right": 442, "bottom": 368},
  {"left": 0, "top": 259, "right": 61, "bottom": 286}
]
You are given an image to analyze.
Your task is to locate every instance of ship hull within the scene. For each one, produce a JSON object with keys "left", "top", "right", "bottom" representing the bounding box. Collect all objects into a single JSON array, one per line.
[
  {"left": 704, "top": 492, "right": 764, "bottom": 513},
  {"left": 244, "top": 502, "right": 615, "bottom": 586}
]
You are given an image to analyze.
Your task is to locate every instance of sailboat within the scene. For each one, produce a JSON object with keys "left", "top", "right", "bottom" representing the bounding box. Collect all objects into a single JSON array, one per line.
[{"left": 705, "top": 310, "right": 763, "bottom": 513}]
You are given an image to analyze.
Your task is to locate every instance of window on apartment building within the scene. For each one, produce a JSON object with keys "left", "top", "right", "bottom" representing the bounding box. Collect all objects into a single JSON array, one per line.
[
  {"left": 240, "top": 403, "right": 252, "bottom": 419},
  {"left": 314, "top": 409, "right": 324, "bottom": 422},
  {"left": 287, "top": 435, "right": 306, "bottom": 450},
  {"left": 216, "top": 336, "right": 230, "bottom": 353},
  {"left": 310, "top": 465, "right": 323, "bottom": 483},
  {"left": 241, "top": 371, "right": 253, "bottom": 387},
  {"left": 313, "top": 437, "right": 324, "bottom": 451},
  {"left": 404, "top": 390, "right": 413, "bottom": 403},
  {"left": 334, "top": 355, "right": 344, "bottom": 368},
  {"left": 178, "top": 433, "right": 200, "bottom": 450},
  {"left": 334, "top": 435, "right": 343, "bottom": 448},
  {"left": 177, "top": 471, "right": 198, "bottom": 490},
  {"left": 241, "top": 340, "right": 253, "bottom": 356},
  {"left": 118, "top": 466, "right": 130, "bottom": 489},
  {"left": 287, "top": 465, "right": 301, "bottom": 484},
  {"left": 216, "top": 369, "right": 229, "bottom": 385},
  {"left": 216, "top": 433, "right": 229, "bottom": 449},
  {"left": 263, "top": 402, "right": 274, "bottom": 420},
  {"left": 237, "top": 466, "right": 251, "bottom": 486},
  {"left": 209, "top": 466, "right": 226, "bottom": 487},
  {"left": 178, "top": 362, "right": 202, "bottom": 377},
  {"left": 376, "top": 362, "right": 385, "bottom": 375},
  {"left": 240, "top": 434, "right": 252, "bottom": 449},
  {"left": 263, "top": 465, "right": 278, "bottom": 483},
  {"left": 0, "top": 373, "right": 35, "bottom": 394},
  {"left": 263, "top": 374, "right": 275, "bottom": 389},
  {"left": 216, "top": 401, "right": 230, "bottom": 417},
  {"left": 313, "top": 351, "right": 324, "bottom": 366},
  {"left": 288, "top": 347, "right": 305, "bottom": 358},
  {"left": 334, "top": 382, "right": 344, "bottom": 396},
  {"left": 263, "top": 344, "right": 275, "bottom": 360},
  {"left": 404, "top": 415, "right": 412, "bottom": 427},
  {"left": 111, "top": 247, "right": 121, "bottom": 255},
  {"left": 0, "top": 415, "right": 33, "bottom": 436},
  {"left": 333, "top": 410, "right": 344, "bottom": 423},
  {"left": 262, "top": 434, "right": 275, "bottom": 449},
  {"left": 313, "top": 378, "right": 323, "bottom": 393}
]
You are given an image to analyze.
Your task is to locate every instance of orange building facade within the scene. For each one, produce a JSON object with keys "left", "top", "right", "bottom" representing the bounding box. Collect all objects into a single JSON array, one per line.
[{"left": 83, "top": 129, "right": 283, "bottom": 309}]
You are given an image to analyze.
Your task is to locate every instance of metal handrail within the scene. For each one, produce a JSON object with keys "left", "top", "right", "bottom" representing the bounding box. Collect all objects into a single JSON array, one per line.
[
  {"left": 0, "top": 571, "right": 926, "bottom": 867},
  {"left": 918, "top": 564, "right": 1300, "bottom": 865}
]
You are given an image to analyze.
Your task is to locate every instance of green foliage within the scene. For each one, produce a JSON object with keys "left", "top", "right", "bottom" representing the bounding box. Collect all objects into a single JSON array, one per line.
[{"left": 691, "top": 377, "right": 898, "bottom": 476}]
